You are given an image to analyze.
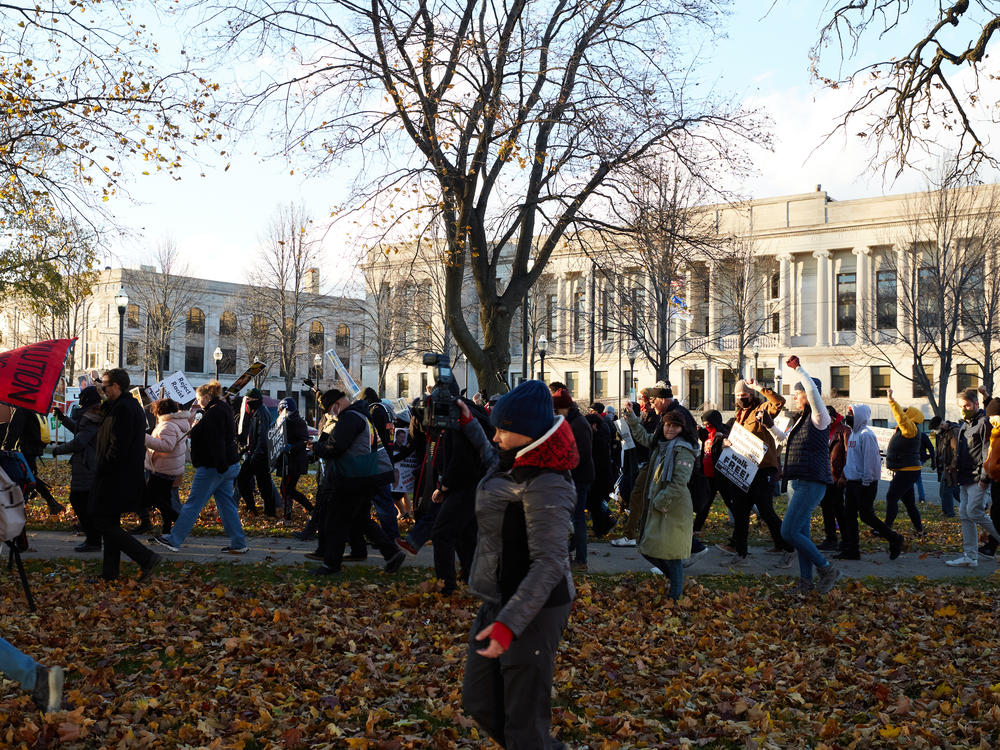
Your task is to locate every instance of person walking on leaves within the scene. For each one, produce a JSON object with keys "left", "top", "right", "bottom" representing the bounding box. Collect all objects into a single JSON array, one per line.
[
  {"left": 780, "top": 356, "right": 841, "bottom": 595},
  {"left": 621, "top": 405, "right": 698, "bottom": 600},
  {"left": 51, "top": 386, "right": 105, "bottom": 552},
  {"left": 277, "top": 398, "right": 312, "bottom": 522},
  {"left": 458, "top": 381, "right": 576, "bottom": 749},
  {"left": 93, "top": 368, "right": 161, "bottom": 582},
  {"left": 883, "top": 389, "right": 925, "bottom": 536},
  {"left": 716, "top": 379, "right": 793, "bottom": 565},
  {"left": 237, "top": 388, "right": 278, "bottom": 517},
  {"left": 838, "top": 404, "right": 903, "bottom": 560}
]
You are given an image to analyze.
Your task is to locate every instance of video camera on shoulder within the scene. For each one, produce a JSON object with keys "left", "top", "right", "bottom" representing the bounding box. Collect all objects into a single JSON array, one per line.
[{"left": 422, "top": 352, "right": 461, "bottom": 431}]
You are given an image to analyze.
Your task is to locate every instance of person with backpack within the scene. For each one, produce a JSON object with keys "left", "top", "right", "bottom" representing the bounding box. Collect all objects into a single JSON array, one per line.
[
  {"left": 308, "top": 390, "right": 405, "bottom": 576},
  {"left": 362, "top": 387, "right": 402, "bottom": 540},
  {"left": 51, "top": 386, "right": 104, "bottom": 552},
  {"left": 2, "top": 407, "right": 64, "bottom": 515}
]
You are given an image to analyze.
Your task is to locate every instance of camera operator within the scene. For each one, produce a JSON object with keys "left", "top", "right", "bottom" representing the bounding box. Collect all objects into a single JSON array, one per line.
[
  {"left": 429, "top": 377, "right": 490, "bottom": 596},
  {"left": 309, "top": 390, "right": 405, "bottom": 576}
]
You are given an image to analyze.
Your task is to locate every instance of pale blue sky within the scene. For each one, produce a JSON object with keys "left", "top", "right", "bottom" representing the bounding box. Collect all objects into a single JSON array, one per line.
[{"left": 106, "top": 2, "right": 998, "bottom": 286}]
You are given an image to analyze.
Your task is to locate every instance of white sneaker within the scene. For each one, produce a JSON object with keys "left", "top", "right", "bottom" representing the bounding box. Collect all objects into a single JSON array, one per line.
[
  {"left": 610, "top": 537, "right": 636, "bottom": 547},
  {"left": 945, "top": 555, "right": 978, "bottom": 567},
  {"left": 649, "top": 566, "right": 663, "bottom": 575}
]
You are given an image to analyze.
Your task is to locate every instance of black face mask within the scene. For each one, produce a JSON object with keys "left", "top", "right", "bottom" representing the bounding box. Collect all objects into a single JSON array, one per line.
[
  {"left": 845, "top": 414, "right": 854, "bottom": 427},
  {"left": 737, "top": 396, "right": 752, "bottom": 408}
]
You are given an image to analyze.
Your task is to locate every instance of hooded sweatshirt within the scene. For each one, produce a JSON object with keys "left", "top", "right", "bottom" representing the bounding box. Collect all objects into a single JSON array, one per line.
[
  {"left": 886, "top": 397, "right": 925, "bottom": 471},
  {"left": 843, "top": 404, "right": 881, "bottom": 485}
]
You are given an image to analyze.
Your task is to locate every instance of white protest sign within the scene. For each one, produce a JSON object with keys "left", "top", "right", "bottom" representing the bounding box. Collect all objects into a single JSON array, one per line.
[
  {"left": 727, "top": 422, "right": 767, "bottom": 463},
  {"left": 614, "top": 418, "right": 636, "bottom": 450},
  {"left": 716, "top": 447, "right": 757, "bottom": 492},
  {"left": 715, "top": 423, "right": 767, "bottom": 492},
  {"left": 390, "top": 428, "right": 420, "bottom": 493},
  {"left": 326, "top": 347, "right": 362, "bottom": 400},
  {"left": 869, "top": 426, "right": 896, "bottom": 482},
  {"left": 146, "top": 371, "right": 196, "bottom": 405}
]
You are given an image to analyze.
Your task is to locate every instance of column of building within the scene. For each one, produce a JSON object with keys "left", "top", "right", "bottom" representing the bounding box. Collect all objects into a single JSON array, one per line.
[
  {"left": 777, "top": 253, "right": 792, "bottom": 348},
  {"left": 813, "top": 250, "right": 832, "bottom": 347},
  {"left": 853, "top": 246, "right": 872, "bottom": 342}
]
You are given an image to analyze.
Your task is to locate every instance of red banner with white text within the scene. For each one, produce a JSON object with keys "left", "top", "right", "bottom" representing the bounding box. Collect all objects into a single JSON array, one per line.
[{"left": 0, "top": 338, "right": 77, "bottom": 414}]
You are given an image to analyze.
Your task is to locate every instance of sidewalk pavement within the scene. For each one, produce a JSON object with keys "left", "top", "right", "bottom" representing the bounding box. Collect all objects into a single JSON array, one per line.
[{"left": 17, "top": 531, "right": 999, "bottom": 581}]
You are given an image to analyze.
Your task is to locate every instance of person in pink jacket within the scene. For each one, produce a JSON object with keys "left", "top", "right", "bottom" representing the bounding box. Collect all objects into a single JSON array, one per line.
[{"left": 144, "top": 399, "right": 193, "bottom": 535}]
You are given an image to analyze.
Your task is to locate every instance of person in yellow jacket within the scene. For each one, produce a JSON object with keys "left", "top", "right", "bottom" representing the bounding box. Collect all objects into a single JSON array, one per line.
[{"left": 883, "top": 389, "right": 924, "bottom": 535}]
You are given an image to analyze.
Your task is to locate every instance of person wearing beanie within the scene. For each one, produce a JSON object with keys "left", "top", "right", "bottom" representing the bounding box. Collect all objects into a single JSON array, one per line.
[
  {"left": 236, "top": 388, "right": 279, "bottom": 517},
  {"left": 719, "top": 378, "right": 792, "bottom": 564},
  {"left": 781, "top": 355, "right": 841, "bottom": 595},
  {"left": 882, "top": 388, "right": 925, "bottom": 536},
  {"left": 947, "top": 387, "right": 1000, "bottom": 567},
  {"left": 459, "top": 379, "right": 577, "bottom": 748},
  {"left": 696, "top": 409, "right": 731, "bottom": 538},
  {"left": 51, "top": 386, "right": 106, "bottom": 551}
]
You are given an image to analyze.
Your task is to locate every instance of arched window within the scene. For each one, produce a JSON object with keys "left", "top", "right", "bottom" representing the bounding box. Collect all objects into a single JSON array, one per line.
[
  {"left": 186, "top": 308, "right": 205, "bottom": 336},
  {"left": 218, "top": 311, "right": 238, "bottom": 375},
  {"left": 336, "top": 323, "right": 350, "bottom": 349},
  {"left": 309, "top": 320, "right": 325, "bottom": 352},
  {"left": 219, "top": 311, "right": 237, "bottom": 337},
  {"left": 185, "top": 308, "right": 205, "bottom": 372}
]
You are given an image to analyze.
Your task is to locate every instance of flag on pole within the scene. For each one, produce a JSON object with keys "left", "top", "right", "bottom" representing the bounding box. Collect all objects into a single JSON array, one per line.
[{"left": 0, "top": 338, "right": 77, "bottom": 414}]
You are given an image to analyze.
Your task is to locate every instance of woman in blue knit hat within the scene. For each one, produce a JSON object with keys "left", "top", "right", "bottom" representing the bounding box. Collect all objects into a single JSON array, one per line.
[{"left": 459, "top": 379, "right": 577, "bottom": 748}]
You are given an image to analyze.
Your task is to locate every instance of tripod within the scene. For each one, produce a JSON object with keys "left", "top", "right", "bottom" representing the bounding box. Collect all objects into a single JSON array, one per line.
[{"left": 5, "top": 534, "right": 35, "bottom": 612}]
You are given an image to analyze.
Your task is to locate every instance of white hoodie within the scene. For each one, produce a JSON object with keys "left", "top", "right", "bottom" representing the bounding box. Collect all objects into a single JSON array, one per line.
[{"left": 843, "top": 404, "right": 882, "bottom": 485}]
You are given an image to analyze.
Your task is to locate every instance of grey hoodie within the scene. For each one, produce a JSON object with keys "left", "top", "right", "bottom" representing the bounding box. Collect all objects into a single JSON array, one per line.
[{"left": 843, "top": 404, "right": 881, "bottom": 485}]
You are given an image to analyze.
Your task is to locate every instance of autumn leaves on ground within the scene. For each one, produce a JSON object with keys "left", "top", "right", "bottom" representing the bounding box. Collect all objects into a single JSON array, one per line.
[{"left": 3, "top": 464, "right": 999, "bottom": 748}]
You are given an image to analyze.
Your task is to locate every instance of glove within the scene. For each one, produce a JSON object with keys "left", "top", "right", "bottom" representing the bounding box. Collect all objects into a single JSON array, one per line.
[{"left": 52, "top": 407, "right": 64, "bottom": 419}]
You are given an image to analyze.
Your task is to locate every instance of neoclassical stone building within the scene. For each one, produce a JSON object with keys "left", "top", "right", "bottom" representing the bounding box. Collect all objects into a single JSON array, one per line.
[{"left": 371, "top": 184, "right": 996, "bottom": 423}]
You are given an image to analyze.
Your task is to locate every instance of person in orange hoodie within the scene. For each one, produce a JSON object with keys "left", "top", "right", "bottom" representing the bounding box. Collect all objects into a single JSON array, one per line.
[
  {"left": 883, "top": 389, "right": 925, "bottom": 536},
  {"left": 978, "top": 397, "right": 1000, "bottom": 558}
]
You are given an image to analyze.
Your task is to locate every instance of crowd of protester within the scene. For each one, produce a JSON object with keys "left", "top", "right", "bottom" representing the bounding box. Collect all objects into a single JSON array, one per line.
[{"left": 4, "top": 353, "right": 1000, "bottom": 734}]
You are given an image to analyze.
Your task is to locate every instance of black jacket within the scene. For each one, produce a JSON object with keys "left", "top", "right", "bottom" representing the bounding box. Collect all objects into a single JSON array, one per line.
[
  {"left": 566, "top": 406, "right": 594, "bottom": 485},
  {"left": 52, "top": 409, "right": 103, "bottom": 491},
  {"left": 955, "top": 409, "right": 991, "bottom": 485},
  {"left": 244, "top": 404, "right": 273, "bottom": 461},
  {"left": 94, "top": 394, "right": 148, "bottom": 513},
  {"left": 281, "top": 411, "right": 310, "bottom": 475},
  {"left": 190, "top": 398, "right": 239, "bottom": 473}
]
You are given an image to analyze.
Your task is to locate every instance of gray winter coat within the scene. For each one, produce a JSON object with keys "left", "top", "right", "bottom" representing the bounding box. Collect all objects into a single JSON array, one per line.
[
  {"left": 52, "top": 408, "right": 103, "bottom": 492},
  {"left": 462, "top": 415, "right": 577, "bottom": 638}
]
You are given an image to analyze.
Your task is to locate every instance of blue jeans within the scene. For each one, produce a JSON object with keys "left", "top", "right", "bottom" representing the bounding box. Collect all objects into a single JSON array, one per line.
[
  {"left": 0, "top": 636, "right": 38, "bottom": 690},
  {"left": 372, "top": 484, "right": 399, "bottom": 540},
  {"left": 572, "top": 482, "right": 591, "bottom": 564},
  {"left": 406, "top": 501, "right": 441, "bottom": 550},
  {"left": 916, "top": 473, "right": 925, "bottom": 502},
  {"left": 166, "top": 463, "right": 246, "bottom": 549},
  {"left": 782, "top": 479, "right": 830, "bottom": 582},
  {"left": 940, "top": 481, "right": 959, "bottom": 516},
  {"left": 642, "top": 555, "right": 684, "bottom": 600}
]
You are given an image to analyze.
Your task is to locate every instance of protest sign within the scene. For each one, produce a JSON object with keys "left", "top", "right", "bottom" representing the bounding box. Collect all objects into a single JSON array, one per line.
[
  {"left": 146, "top": 371, "right": 196, "bottom": 405},
  {"left": 773, "top": 414, "right": 792, "bottom": 436},
  {"left": 715, "top": 422, "right": 767, "bottom": 492},
  {"left": 326, "top": 347, "right": 361, "bottom": 400},
  {"left": 390, "top": 428, "right": 420, "bottom": 494},
  {"left": 614, "top": 418, "right": 636, "bottom": 450},
  {"left": 225, "top": 361, "right": 267, "bottom": 396},
  {"left": 869, "top": 426, "right": 896, "bottom": 482},
  {"left": 268, "top": 418, "right": 287, "bottom": 468}
]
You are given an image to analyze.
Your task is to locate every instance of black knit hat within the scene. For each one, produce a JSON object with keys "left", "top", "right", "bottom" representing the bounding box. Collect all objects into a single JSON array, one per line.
[{"left": 320, "top": 389, "right": 347, "bottom": 411}]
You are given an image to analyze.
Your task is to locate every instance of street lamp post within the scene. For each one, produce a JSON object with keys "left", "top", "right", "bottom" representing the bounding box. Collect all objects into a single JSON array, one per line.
[
  {"left": 313, "top": 353, "right": 322, "bottom": 390},
  {"left": 538, "top": 335, "right": 548, "bottom": 383},
  {"left": 213, "top": 346, "right": 223, "bottom": 380},
  {"left": 753, "top": 345, "right": 760, "bottom": 384},
  {"left": 114, "top": 288, "right": 129, "bottom": 368},
  {"left": 628, "top": 340, "right": 639, "bottom": 402}
]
